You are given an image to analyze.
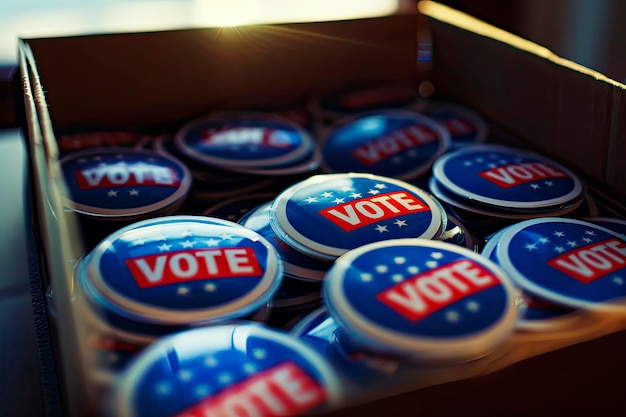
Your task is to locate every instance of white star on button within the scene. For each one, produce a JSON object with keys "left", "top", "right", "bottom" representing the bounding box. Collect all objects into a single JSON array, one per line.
[
  {"left": 252, "top": 348, "right": 267, "bottom": 360},
  {"left": 177, "top": 286, "right": 190, "bottom": 295},
  {"left": 205, "top": 238, "right": 220, "bottom": 247},
  {"left": 177, "top": 369, "right": 193, "bottom": 382},
  {"left": 107, "top": 189, "right": 118, "bottom": 198},
  {"left": 375, "top": 224, "right": 389, "bottom": 233},
  {"left": 394, "top": 219, "right": 407, "bottom": 227},
  {"left": 158, "top": 243, "right": 172, "bottom": 251},
  {"left": 129, "top": 189, "right": 139, "bottom": 196},
  {"left": 376, "top": 265, "right": 389, "bottom": 274},
  {"left": 180, "top": 240, "right": 195, "bottom": 248},
  {"left": 391, "top": 274, "right": 404, "bottom": 283},
  {"left": 360, "top": 273, "right": 373, "bottom": 282}
]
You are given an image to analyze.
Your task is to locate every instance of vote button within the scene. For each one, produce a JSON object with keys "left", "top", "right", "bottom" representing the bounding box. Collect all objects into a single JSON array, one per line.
[
  {"left": 79, "top": 215, "right": 283, "bottom": 330},
  {"left": 320, "top": 110, "right": 450, "bottom": 180},
  {"left": 324, "top": 239, "right": 519, "bottom": 363},
  {"left": 494, "top": 217, "right": 626, "bottom": 313},
  {"left": 60, "top": 147, "right": 192, "bottom": 220},
  {"left": 113, "top": 323, "right": 342, "bottom": 417},
  {"left": 269, "top": 173, "right": 446, "bottom": 261}
]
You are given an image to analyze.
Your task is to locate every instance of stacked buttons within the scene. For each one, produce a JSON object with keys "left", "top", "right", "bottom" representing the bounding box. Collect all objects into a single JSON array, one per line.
[
  {"left": 483, "top": 217, "right": 626, "bottom": 319},
  {"left": 322, "top": 239, "right": 519, "bottom": 363},
  {"left": 269, "top": 173, "right": 447, "bottom": 261},
  {"left": 175, "top": 112, "right": 319, "bottom": 176},
  {"left": 77, "top": 215, "right": 283, "bottom": 341},
  {"left": 60, "top": 147, "right": 192, "bottom": 220},
  {"left": 430, "top": 145, "right": 585, "bottom": 219}
]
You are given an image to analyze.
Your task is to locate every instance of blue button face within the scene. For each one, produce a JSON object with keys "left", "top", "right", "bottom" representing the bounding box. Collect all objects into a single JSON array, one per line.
[
  {"left": 321, "top": 111, "right": 449, "bottom": 180},
  {"left": 240, "top": 202, "right": 332, "bottom": 281},
  {"left": 324, "top": 239, "right": 518, "bottom": 361},
  {"left": 175, "top": 112, "right": 315, "bottom": 169},
  {"left": 585, "top": 217, "right": 626, "bottom": 239},
  {"left": 419, "top": 101, "right": 487, "bottom": 147},
  {"left": 432, "top": 145, "right": 584, "bottom": 210},
  {"left": 114, "top": 324, "right": 341, "bottom": 417},
  {"left": 82, "top": 216, "right": 282, "bottom": 325},
  {"left": 495, "top": 217, "right": 626, "bottom": 312},
  {"left": 60, "top": 148, "right": 191, "bottom": 218},
  {"left": 270, "top": 173, "right": 446, "bottom": 261}
]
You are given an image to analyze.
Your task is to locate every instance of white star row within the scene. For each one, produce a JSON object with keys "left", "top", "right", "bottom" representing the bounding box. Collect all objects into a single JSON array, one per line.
[
  {"left": 107, "top": 189, "right": 140, "bottom": 197},
  {"left": 528, "top": 181, "right": 556, "bottom": 190},
  {"left": 360, "top": 252, "right": 445, "bottom": 282},
  {"left": 304, "top": 183, "right": 389, "bottom": 204},
  {"left": 373, "top": 219, "right": 408, "bottom": 234}
]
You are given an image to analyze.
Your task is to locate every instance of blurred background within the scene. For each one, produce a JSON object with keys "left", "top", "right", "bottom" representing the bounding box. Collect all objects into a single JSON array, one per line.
[{"left": 1, "top": 0, "right": 626, "bottom": 82}]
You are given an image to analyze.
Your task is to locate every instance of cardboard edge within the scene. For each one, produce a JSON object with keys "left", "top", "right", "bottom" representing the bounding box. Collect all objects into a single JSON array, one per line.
[{"left": 19, "top": 39, "right": 92, "bottom": 417}]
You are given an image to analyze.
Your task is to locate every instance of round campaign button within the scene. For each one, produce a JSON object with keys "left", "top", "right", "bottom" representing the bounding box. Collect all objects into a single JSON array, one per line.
[
  {"left": 416, "top": 101, "right": 487, "bottom": 148},
  {"left": 495, "top": 217, "right": 626, "bottom": 313},
  {"left": 175, "top": 112, "right": 316, "bottom": 170},
  {"left": 270, "top": 173, "right": 446, "bottom": 261},
  {"left": 60, "top": 147, "right": 192, "bottom": 219},
  {"left": 114, "top": 323, "right": 342, "bottom": 417},
  {"left": 320, "top": 110, "right": 450, "bottom": 180},
  {"left": 432, "top": 145, "right": 585, "bottom": 210},
  {"left": 324, "top": 239, "right": 519, "bottom": 362},
  {"left": 310, "top": 82, "right": 420, "bottom": 122},
  {"left": 240, "top": 202, "right": 332, "bottom": 281},
  {"left": 80, "top": 215, "right": 282, "bottom": 326}
]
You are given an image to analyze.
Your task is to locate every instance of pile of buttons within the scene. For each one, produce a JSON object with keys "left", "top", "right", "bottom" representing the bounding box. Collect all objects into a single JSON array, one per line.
[
  {"left": 481, "top": 217, "right": 626, "bottom": 330},
  {"left": 52, "top": 82, "right": 626, "bottom": 416}
]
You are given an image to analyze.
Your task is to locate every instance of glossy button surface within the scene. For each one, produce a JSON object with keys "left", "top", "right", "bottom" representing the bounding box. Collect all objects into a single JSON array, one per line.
[
  {"left": 321, "top": 110, "right": 450, "bottom": 180},
  {"left": 114, "top": 323, "right": 342, "bottom": 417},
  {"left": 60, "top": 147, "right": 191, "bottom": 219},
  {"left": 270, "top": 173, "right": 446, "bottom": 261},
  {"left": 80, "top": 216, "right": 282, "bottom": 325},
  {"left": 175, "top": 112, "right": 316, "bottom": 169},
  {"left": 324, "top": 239, "right": 519, "bottom": 362},
  {"left": 432, "top": 145, "right": 584, "bottom": 210},
  {"left": 494, "top": 217, "right": 626, "bottom": 312}
]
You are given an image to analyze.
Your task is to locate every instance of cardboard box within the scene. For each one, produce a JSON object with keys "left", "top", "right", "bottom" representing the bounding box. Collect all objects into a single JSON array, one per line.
[{"left": 18, "top": 2, "right": 626, "bottom": 416}]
